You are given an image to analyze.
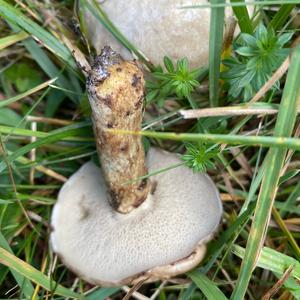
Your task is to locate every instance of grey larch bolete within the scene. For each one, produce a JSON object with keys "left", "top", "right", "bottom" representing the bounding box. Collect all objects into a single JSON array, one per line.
[
  {"left": 50, "top": 47, "right": 223, "bottom": 286},
  {"left": 84, "top": 0, "right": 252, "bottom": 69}
]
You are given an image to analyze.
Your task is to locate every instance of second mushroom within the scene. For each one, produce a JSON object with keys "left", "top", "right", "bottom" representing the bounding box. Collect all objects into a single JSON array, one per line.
[{"left": 51, "top": 47, "right": 222, "bottom": 286}]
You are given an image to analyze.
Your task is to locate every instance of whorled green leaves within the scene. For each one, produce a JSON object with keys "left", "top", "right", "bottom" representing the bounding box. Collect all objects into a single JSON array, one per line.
[
  {"left": 222, "top": 23, "right": 292, "bottom": 102},
  {"left": 146, "top": 57, "right": 205, "bottom": 107}
]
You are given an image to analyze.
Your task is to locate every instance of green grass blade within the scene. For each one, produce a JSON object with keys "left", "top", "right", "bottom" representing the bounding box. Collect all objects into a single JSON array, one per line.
[
  {"left": 0, "top": 31, "right": 28, "bottom": 50},
  {"left": 0, "top": 232, "right": 35, "bottom": 300},
  {"left": 269, "top": 4, "right": 296, "bottom": 31},
  {"left": 209, "top": 0, "right": 225, "bottom": 107},
  {"left": 86, "top": 287, "right": 119, "bottom": 300},
  {"left": 0, "top": 184, "right": 59, "bottom": 190},
  {"left": 0, "top": 247, "right": 84, "bottom": 299},
  {"left": 19, "top": 35, "right": 80, "bottom": 104},
  {"left": 81, "top": 0, "right": 154, "bottom": 71},
  {"left": 180, "top": 285, "right": 197, "bottom": 300},
  {"left": 232, "top": 245, "right": 300, "bottom": 280},
  {"left": 0, "top": 128, "right": 86, "bottom": 173},
  {"left": 230, "top": 0, "right": 253, "bottom": 33},
  {"left": 275, "top": 202, "right": 300, "bottom": 215},
  {"left": 0, "top": 0, "right": 76, "bottom": 70},
  {"left": 0, "top": 79, "right": 56, "bottom": 109},
  {"left": 188, "top": 270, "right": 228, "bottom": 300},
  {"left": 205, "top": 203, "right": 255, "bottom": 271},
  {"left": 233, "top": 245, "right": 300, "bottom": 299},
  {"left": 0, "top": 123, "right": 92, "bottom": 140},
  {"left": 0, "top": 126, "right": 49, "bottom": 138},
  {"left": 239, "top": 157, "right": 266, "bottom": 214},
  {"left": 279, "top": 181, "right": 300, "bottom": 217},
  {"left": 113, "top": 129, "right": 300, "bottom": 151},
  {"left": 231, "top": 45, "right": 300, "bottom": 300}
]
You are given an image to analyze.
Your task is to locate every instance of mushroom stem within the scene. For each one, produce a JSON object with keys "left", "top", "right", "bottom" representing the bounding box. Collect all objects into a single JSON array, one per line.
[{"left": 87, "top": 46, "right": 150, "bottom": 214}]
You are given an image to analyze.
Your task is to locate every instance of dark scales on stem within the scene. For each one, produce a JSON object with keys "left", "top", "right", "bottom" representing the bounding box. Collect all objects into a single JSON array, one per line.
[
  {"left": 87, "top": 46, "right": 123, "bottom": 96},
  {"left": 131, "top": 73, "right": 142, "bottom": 87}
]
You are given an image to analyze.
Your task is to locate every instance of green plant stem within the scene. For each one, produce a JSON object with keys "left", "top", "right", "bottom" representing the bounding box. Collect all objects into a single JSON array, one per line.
[
  {"left": 209, "top": 0, "right": 225, "bottom": 107},
  {"left": 231, "top": 45, "right": 300, "bottom": 300},
  {"left": 110, "top": 129, "right": 300, "bottom": 151}
]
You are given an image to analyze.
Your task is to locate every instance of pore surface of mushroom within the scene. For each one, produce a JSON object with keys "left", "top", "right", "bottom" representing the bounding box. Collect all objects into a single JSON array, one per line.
[
  {"left": 85, "top": 0, "right": 247, "bottom": 68},
  {"left": 51, "top": 47, "right": 222, "bottom": 286},
  {"left": 51, "top": 148, "right": 222, "bottom": 285}
]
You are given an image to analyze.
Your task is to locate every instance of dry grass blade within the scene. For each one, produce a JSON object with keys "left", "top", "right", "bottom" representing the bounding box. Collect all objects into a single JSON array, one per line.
[
  {"left": 122, "top": 279, "right": 150, "bottom": 300},
  {"left": 14, "top": 0, "right": 42, "bottom": 22},
  {"left": 61, "top": 35, "right": 91, "bottom": 77},
  {"left": 0, "top": 31, "right": 29, "bottom": 51},
  {"left": 180, "top": 104, "right": 299, "bottom": 119},
  {"left": 26, "top": 116, "right": 72, "bottom": 126},
  {"left": 262, "top": 265, "right": 294, "bottom": 300},
  {"left": 271, "top": 207, "right": 300, "bottom": 259},
  {"left": 31, "top": 255, "right": 48, "bottom": 299},
  {"left": 150, "top": 281, "right": 168, "bottom": 300},
  {"left": 16, "top": 155, "right": 67, "bottom": 182}
]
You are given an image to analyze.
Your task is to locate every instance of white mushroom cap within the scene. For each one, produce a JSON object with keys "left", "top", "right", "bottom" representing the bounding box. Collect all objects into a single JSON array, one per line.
[
  {"left": 51, "top": 147, "right": 222, "bottom": 286},
  {"left": 84, "top": 0, "right": 250, "bottom": 68}
]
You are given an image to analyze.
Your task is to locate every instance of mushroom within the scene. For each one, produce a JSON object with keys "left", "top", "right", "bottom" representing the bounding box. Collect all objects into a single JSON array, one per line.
[
  {"left": 50, "top": 46, "right": 222, "bottom": 286},
  {"left": 84, "top": 0, "right": 252, "bottom": 68}
]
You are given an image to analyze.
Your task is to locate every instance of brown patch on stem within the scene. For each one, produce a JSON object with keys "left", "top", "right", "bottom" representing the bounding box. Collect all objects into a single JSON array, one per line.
[
  {"left": 99, "top": 95, "right": 112, "bottom": 108},
  {"left": 131, "top": 73, "right": 141, "bottom": 87}
]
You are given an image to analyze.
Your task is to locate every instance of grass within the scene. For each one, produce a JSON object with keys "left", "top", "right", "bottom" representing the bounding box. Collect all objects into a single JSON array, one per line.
[
  {"left": 231, "top": 42, "right": 300, "bottom": 299},
  {"left": 0, "top": 0, "right": 299, "bottom": 299},
  {"left": 209, "top": 0, "right": 225, "bottom": 107}
]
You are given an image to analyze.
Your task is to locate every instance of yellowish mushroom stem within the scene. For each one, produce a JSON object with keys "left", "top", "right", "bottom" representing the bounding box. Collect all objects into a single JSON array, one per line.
[{"left": 87, "top": 46, "right": 150, "bottom": 214}]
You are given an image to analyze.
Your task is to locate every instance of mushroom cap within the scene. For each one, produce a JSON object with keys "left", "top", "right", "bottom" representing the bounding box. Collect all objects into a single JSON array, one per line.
[
  {"left": 85, "top": 0, "right": 244, "bottom": 68},
  {"left": 51, "top": 148, "right": 222, "bottom": 286}
]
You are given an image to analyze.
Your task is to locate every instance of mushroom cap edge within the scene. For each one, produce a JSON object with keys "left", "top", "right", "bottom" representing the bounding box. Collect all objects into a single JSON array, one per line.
[{"left": 51, "top": 147, "right": 223, "bottom": 285}]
